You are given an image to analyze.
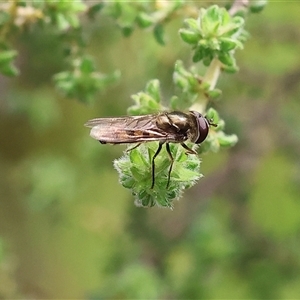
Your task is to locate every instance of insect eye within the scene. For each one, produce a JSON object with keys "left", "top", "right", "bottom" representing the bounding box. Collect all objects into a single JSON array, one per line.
[{"left": 195, "top": 116, "right": 210, "bottom": 144}]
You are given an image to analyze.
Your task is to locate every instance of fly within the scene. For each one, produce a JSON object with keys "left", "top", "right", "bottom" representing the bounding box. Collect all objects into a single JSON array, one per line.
[{"left": 85, "top": 111, "right": 216, "bottom": 189}]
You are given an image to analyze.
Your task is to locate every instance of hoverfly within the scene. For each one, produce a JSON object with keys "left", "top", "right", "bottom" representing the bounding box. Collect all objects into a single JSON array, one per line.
[{"left": 85, "top": 111, "right": 216, "bottom": 189}]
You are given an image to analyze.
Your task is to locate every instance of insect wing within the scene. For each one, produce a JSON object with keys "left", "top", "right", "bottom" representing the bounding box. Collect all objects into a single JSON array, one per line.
[{"left": 85, "top": 115, "right": 168, "bottom": 144}]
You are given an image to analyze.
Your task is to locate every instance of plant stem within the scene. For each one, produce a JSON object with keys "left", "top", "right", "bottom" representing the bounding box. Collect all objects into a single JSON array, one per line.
[
  {"left": 190, "top": 1, "right": 250, "bottom": 114},
  {"left": 190, "top": 58, "right": 222, "bottom": 113}
]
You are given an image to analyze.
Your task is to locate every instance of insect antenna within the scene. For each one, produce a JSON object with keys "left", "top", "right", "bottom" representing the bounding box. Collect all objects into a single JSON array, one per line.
[{"left": 206, "top": 117, "right": 218, "bottom": 127}]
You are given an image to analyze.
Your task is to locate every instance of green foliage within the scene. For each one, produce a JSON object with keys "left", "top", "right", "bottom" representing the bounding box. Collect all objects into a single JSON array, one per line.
[
  {"left": 0, "top": 48, "right": 19, "bottom": 76},
  {"left": 111, "top": 1, "right": 252, "bottom": 207},
  {"left": 179, "top": 5, "right": 245, "bottom": 70},
  {"left": 114, "top": 66, "right": 234, "bottom": 207},
  {"left": 249, "top": 0, "right": 268, "bottom": 13},
  {"left": 38, "top": 0, "right": 86, "bottom": 30},
  {"left": 102, "top": 0, "right": 184, "bottom": 44},
  {"left": 0, "top": 1, "right": 264, "bottom": 205},
  {"left": 127, "top": 79, "right": 164, "bottom": 115},
  {"left": 114, "top": 142, "right": 202, "bottom": 208},
  {"left": 171, "top": 60, "right": 203, "bottom": 110},
  {"left": 116, "top": 80, "right": 204, "bottom": 208},
  {"left": 0, "top": 1, "right": 257, "bottom": 102},
  {"left": 54, "top": 55, "right": 120, "bottom": 103},
  {"left": 201, "top": 108, "right": 238, "bottom": 153},
  {"left": 4, "top": 1, "right": 300, "bottom": 299},
  {"left": 171, "top": 60, "right": 222, "bottom": 110}
]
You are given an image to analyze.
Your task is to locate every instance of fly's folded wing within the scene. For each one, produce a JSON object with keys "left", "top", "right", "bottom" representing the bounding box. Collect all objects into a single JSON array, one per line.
[{"left": 85, "top": 115, "right": 171, "bottom": 144}]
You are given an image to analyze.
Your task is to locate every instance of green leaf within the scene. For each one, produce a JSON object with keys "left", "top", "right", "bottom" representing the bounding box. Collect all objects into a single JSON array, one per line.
[
  {"left": 128, "top": 79, "right": 163, "bottom": 115},
  {"left": 145, "top": 79, "right": 161, "bottom": 103},
  {"left": 87, "top": 3, "right": 104, "bottom": 19},
  {"left": 250, "top": 0, "right": 268, "bottom": 13},
  {"left": 0, "top": 50, "right": 18, "bottom": 64},
  {"left": 116, "top": 2, "right": 138, "bottom": 32},
  {"left": 203, "top": 53, "right": 213, "bottom": 67},
  {"left": 222, "top": 64, "right": 239, "bottom": 73},
  {"left": 172, "top": 165, "right": 201, "bottom": 182},
  {"left": 221, "top": 17, "right": 244, "bottom": 36},
  {"left": 218, "top": 133, "right": 238, "bottom": 147},
  {"left": 121, "top": 176, "right": 135, "bottom": 189},
  {"left": 79, "top": 56, "right": 96, "bottom": 73},
  {"left": 206, "top": 5, "right": 222, "bottom": 23},
  {"left": 218, "top": 52, "right": 235, "bottom": 66},
  {"left": 114, "top": 143, "right": 203, "bottom": 208},
  {"left": 179, "top": 4, "right": 246, "bottom": 72},
  {"left": 184, "top": 18, "right": 199, "bottom": 31},
  {"left": 66, "top": 13, "right": 81, "bottom": 29},
  {"left": 0, "top": 50, "right": 19, "bottom": 76},
  {"left": 130, "top": 147, "right": 148, "bottom": 167},
  {"left": 201, "top": 6, "right": 221, "bottom": 36},
  {"left": 122, "top": 26, "right": 134, "bottom": 37},
  {"left": 55, "top": 13, "right": 70, "bottom": 30},
  {"left": 130, "top": 165, "right": 144, "bottom": 179},
  {"left": 54, "top": 57, "right": 119, "bottom": 103},
  {"left": 207, "top": 88, "right": 222, "bottom": 100},
  {"left": 192, "top": 47, "right": 205, "bottom": 63},
  {"left": 137, "top": 12, "right": 155, "bottom": 28},
  {"left": 0, "top": 63, "right": 19, "bottom": 76},
  {"left": 219, "top": 37, "right": 241, "bottom": 51},
  {"left": 206, "top": 107, "right": 220, "bottom": 124},
  {"left": 179, "top": 29, "right": 200, "bottom": 44},
  {"left": 153, "top": 23, "right": 165, "bottom": 46}
]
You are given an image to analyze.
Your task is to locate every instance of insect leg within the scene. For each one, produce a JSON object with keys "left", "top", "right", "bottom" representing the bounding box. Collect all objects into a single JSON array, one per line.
[
  {"left": 180, "top": 143, "right": 197, "bottom": 155},
  {"left": 165, "top": 143, "right": 174, "bottom": 188},
  {"left": 126, "top": 143, "right": 141, "bottom": 152},
  {"left": 151, "top": 142, "right": 163, "bottom": 189}
]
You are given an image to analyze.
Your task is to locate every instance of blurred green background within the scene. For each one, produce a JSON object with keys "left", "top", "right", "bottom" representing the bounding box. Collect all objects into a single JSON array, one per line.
[{"left": 1, "top": 2, "right": 300, "bottom": 299}]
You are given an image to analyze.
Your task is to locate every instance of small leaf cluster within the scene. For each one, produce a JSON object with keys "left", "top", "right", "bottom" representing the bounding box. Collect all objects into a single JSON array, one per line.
[
  {"left": 0, "top": 1, "right": 261, "bottom": 104},
  {"left": 2, "top": 2, "right": 259, "bottom": 208},
  {"left": 200, "top": 108, "right": 238, "bottom": 153},
  {"left": 0, "top": 1, "right": 40, "bottom": 76},
  {"left": 127, "top": 79, "right": 165, "bottom": 115},
  {"left": 115, "top": 79, "right": 206, "bottom": 208},
  {"left": 101, "top": 0, "right": 184, "bottom": 45},
  {"left": 0, "top": 1, "right": 85, "bottom": 33},
  {"left": 113, "top": 4, "right": 247, "bottom": 207},
  {"left": 179, "top": 5, "right": 245, "bottom": 71},
  {"left": 0, "top": 1, "right": 188, "bottom": 102},
  {"left": 0, "top": 48, "right": 18, "bottom": 76},
  {"left": 0, "top": 1, "right": 101, "bottom": 102},
  {"left": 108, "top": 3, "right": 257, "bottom": 208},
  {"left": 37, "top": 0, "right": 86, "bottom": 30},
  {"left": 54, "top": 55, "right": 120, "bottom": 103},
  {"left": 171, "top": 60, "right": 221, "bottom": 111},
  {"left": 114, "top": 62, "right": 237, "bottom": 208},
  {"left": 249, "top": 0, "right": 268, "bottom": 13},
  {"left": 114, "top": 142, "right": 201, "bottom": 209}
]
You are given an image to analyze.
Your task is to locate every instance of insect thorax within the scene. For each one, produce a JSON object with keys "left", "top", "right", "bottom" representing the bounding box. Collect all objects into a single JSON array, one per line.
[{"left": 155, "top": 111, "right": 198, "bottom": 142}]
